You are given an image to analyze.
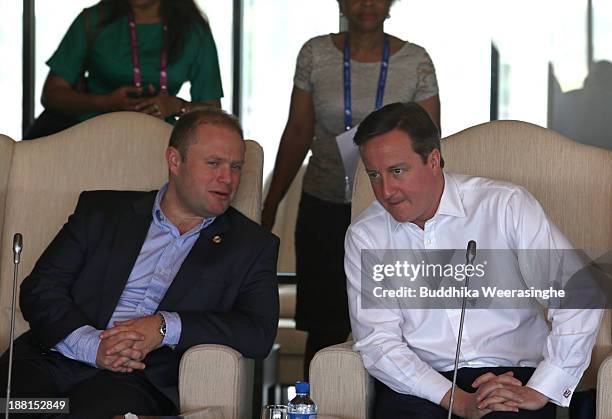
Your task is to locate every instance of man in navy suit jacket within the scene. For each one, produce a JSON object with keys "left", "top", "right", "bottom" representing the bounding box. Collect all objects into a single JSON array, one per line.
[{"left": 0, "top": 109, "right": 279, "bottom": 417}]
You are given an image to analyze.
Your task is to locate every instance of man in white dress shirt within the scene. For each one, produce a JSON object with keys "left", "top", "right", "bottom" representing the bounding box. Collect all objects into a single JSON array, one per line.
[{"left": 344, "top": 102, "right": 603, "bottom": 418}]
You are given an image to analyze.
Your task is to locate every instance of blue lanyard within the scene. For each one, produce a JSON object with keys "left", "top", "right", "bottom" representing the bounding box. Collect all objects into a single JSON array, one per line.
[{"left": 343, "top": 33, "right": 390, "bottom": 131}]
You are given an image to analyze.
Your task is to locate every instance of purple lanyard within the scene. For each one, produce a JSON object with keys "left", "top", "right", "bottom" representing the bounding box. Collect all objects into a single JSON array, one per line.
[
  {"left": 127, "top": 12, "right": 168, "bottom": 92},
  {"left": 343, "top": 34, "right": 390, "bottom": 131}
]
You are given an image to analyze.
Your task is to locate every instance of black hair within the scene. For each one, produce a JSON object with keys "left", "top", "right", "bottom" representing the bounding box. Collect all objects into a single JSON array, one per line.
[
  {"left": 354, "top": 101, "right": 444, "bottom": 168},
  {"left": 97, "top": 0, "right": 211, "bottom": 63},
  {"left": 169, "top": 108, "right": 244, "bottom": 161}
]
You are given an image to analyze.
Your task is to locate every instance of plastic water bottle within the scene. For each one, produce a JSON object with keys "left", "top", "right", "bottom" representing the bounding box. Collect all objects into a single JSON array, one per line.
[{"left": 288, "top": 381, "right": 317, "bottom": 419}]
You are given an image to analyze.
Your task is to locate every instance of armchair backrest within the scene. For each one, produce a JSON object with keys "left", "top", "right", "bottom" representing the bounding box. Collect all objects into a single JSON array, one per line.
[
  {"left": 267, "top": 164, "right": 306, "bottom": 273},
  {"left": 352, "top": 119, "right": 612, "bottom": 389},
  {"left": 0, "top": 112, "right": 263, "bottom": 349},
  {"left": 0, "top": 135, "right": 13, "bottom": 255}
]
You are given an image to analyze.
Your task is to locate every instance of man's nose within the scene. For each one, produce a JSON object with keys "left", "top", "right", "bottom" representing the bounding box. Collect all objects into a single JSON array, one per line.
[
  {"left": 381, "top": 175, "right": 394, "bottom": 199},
  {"left": 218, "top": 165, "right": 231, "bottom": 184}
]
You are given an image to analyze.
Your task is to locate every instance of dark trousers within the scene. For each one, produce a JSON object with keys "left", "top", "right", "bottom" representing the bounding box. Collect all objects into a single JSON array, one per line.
[
  {"left": 375, "top": 367, "right": 556, "bottom": 419},
  {"left": 294, "top": 193, "right": 352, "bottom": 378},
  {"left": 0, "top": 334, "right": 175, "bottom": 419}
]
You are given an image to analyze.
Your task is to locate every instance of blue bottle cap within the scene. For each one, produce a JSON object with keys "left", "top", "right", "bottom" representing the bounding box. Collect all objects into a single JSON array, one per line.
[{"left": 295, "top": 381, "right": 310, "bottom": 394}]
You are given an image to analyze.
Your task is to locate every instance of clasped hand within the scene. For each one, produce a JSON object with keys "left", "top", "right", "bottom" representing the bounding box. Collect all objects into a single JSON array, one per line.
[
  {"left": 95, "top": 315, "right": 163, "bottom": 373},
  {"left": 107, "top": 84, "right": 181, "bottom": 119},
  {"left": 456, "top": 371, "right": 549, "bottom": 418}
]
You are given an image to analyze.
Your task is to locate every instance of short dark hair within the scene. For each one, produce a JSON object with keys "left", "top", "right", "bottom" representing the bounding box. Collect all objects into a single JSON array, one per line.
[
  {"left": 354, "top": 102, "right": 444, "bottom": 168},
  {"left": 169, "top": 108, "right": 244, "bottom": 160}
]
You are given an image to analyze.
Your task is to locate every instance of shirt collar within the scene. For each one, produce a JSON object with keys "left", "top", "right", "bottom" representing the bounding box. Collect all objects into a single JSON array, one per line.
[
  {"left": 436, "top": 172, "right": 466, "bottom": 218},
  {"left": 152, "top": 183, "right": 215, "bottom": 237},
  {"left": 387, "top": 171, "right": 466, "bottom": 231}
]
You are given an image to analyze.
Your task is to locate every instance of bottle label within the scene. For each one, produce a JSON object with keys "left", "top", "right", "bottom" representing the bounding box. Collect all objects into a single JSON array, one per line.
[{"left": 288, "top": 414, "right": 316, "bottom": 419}]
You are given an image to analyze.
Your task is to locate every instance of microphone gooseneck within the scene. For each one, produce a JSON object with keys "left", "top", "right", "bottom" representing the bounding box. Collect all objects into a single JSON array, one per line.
[
  {"left": 6, "top": 233, "right": 23, "bottom": 418},
  {"left": 447, "top": 240, "right": 477, "bottom": 419}
]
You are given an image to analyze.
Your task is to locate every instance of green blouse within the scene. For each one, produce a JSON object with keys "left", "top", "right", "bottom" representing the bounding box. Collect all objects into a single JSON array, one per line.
[{"left": 47, "top": 5, "right": 223, "bottom": 122}]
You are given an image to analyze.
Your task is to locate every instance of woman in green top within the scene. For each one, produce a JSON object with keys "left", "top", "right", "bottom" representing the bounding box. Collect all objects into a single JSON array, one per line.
[{"left": 40, "top": 0, "right": 223, "bottom": 126}]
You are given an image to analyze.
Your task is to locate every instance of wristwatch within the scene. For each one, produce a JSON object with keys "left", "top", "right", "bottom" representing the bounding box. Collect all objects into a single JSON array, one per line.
[{"left": 158, "top": 313, "right": 167, "bottom": 338}]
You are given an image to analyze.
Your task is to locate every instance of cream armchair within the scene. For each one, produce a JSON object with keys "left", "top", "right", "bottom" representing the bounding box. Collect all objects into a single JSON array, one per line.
[
  {"left": 310, "top": 120, "right": 612, "bottom": 419},
  {"left": 268, "top": 165, "right": 308, "bottom": 386},
  {"left": 0, "top": 112, "right": 263, "bottom": 419}
]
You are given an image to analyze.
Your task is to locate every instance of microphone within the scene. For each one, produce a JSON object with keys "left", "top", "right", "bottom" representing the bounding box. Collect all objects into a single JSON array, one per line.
[
  {"left": 12, "top": 233, "right": 22, "bottom": 264},
  {"left": 6, "top": 233, "right": 23, "bottom": 418},
  {"left": 447, "top": 240, "right": 477, "bottom": 419}
]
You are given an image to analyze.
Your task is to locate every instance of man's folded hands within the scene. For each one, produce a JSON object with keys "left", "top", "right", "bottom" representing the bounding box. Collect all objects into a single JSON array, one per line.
[{"left": 96, "top": 315, "right": 165, "bottom": 373}]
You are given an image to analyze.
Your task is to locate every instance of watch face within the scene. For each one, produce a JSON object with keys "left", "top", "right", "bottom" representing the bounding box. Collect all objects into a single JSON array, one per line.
[{"left": 159, "top": 315, "right": 167, "bottom": 336}]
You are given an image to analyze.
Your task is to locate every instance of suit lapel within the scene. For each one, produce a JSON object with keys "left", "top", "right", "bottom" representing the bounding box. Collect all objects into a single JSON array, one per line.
[
  {"left": 97, "top": 192, "right": 156, "bottom": 327},
  {"left": 158, "top": 212, "right": 231, "bottom": 310}
]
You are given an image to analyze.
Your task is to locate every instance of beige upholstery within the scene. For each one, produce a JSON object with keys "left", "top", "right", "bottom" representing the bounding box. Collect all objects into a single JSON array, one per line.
[
  {"left": 181, "top": 406, "right": 225, "bottom": 419},
  {"left": 271, "top": 165, "right": 305, "bottom": 274},
  {"left": 277, "top": 285, "right": 307, "bottom": 384},
  {"left": 179, "top": 344, "right": 253, "bottom": 419},
  {"left": 269, "top": 165, "right": 308, "bottom": 384},
  {"left": 313, "top": 120, "right": 612, "bottom": 418},
  {"left": 0, "top": 112, "right": 262, "bottom": 418},
  {"left": 0, "top": 135, "right": 14, "bottom": 257},
  {"left": 597, "top": 354, "right": 612, "bottom": 419},
  {"left": 311, "top": 341, "right": 374, "bottom": 419}
]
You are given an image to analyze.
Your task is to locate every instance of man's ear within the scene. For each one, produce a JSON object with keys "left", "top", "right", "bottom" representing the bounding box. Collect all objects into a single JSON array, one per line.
[
  {"left": 429, "top": 149, "right": 442, "bottom": 171},
  {"left": 166, "top": 147, "right": 181, "bottom": 174}
]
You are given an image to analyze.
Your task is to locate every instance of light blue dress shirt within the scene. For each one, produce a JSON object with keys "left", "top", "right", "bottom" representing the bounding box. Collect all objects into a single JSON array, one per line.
[{"left": 54, "top": 184, "right": 214, "bottom": 366}]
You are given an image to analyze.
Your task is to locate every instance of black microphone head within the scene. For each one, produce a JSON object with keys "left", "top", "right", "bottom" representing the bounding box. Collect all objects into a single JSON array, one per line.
[
  {"left": 466, "top": 240, "right": 476, "bottom": 263},
  {"left": 467, "top": 240, "right": 476, "bottom": 254}
]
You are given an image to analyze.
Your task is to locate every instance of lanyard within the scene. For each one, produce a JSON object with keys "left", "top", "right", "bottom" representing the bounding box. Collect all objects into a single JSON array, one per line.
[
  {"left": 343, "top": 33, "right": 390, "bottom": 131},
  {"left": 127, "top": 12, "right": 169, "bottom": 92}
]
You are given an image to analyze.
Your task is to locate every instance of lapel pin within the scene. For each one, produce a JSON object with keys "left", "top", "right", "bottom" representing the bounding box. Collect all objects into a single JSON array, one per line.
[{"left": 212, "top": 235, "right": 222, "bottom": 244}]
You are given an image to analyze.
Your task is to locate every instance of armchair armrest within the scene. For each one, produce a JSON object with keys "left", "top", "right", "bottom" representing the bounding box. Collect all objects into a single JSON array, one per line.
[
  {"left": 179, "top": 344, "right": 254, "bottom": 419},
  {"left": 597, "top": 353, "right": 612, "bottom": 419},
  {"left": 310, "top": 341, "right": 374, "bottom": 419}
]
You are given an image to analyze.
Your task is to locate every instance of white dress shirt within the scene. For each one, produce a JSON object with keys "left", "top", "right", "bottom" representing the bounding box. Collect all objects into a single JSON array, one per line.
[{"left": 345, "top": 171, "right": 602, "bottom": 407}]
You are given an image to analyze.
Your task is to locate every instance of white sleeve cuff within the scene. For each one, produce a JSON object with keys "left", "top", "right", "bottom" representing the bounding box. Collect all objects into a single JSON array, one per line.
[
  {"left": 414, "top": 369, "right": 453, "bottom": 405},
  {"left": 527, "top": 360, "right": 580, "bottom": 407}
]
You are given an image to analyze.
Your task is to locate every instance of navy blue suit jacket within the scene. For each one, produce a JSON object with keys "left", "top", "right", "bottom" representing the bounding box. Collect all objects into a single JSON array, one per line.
[{"left": 19, "top": 190, "right": 280, "bottom": 407}]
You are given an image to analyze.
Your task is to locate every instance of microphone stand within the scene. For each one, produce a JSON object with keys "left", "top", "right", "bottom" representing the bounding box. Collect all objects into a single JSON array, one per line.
[
  {"left": 6, "top": 233, "right": 22, "bottom": 419},
  {"left": 447, "top": 240, "right": 476, "bottom": 419}
]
